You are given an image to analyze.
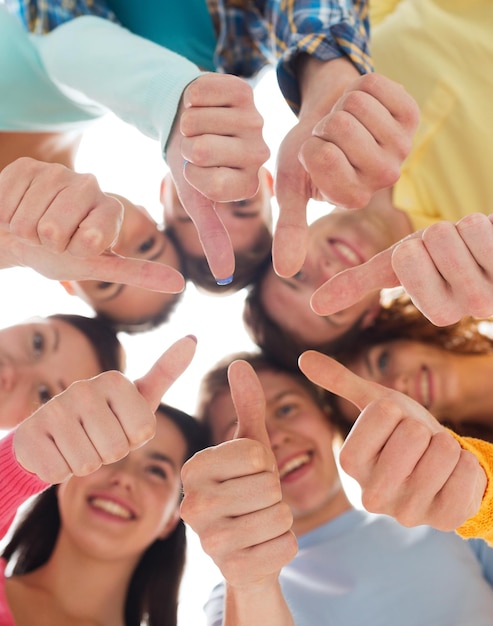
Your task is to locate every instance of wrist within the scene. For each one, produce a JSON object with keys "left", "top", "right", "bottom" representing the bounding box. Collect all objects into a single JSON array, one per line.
[
  {"left": 0, "top": 228, "right": 18, "bottom": 270},
  {"left": 296, "top": 55, "right": 361, "bottom": 123}
]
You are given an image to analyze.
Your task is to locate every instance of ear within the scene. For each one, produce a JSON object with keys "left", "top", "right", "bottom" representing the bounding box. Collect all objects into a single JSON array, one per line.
[
  {"left": 158, "top": 507, "right": 181, "bottom": 540},
  {"left": 59, "top": 281, "right": 76, "bottom": 296},
  {"left": 159, "top": 175, "right": 167, "bottom": 206},
  {"left": 261, "top": 167, "right": 274, "bottom": 197}
]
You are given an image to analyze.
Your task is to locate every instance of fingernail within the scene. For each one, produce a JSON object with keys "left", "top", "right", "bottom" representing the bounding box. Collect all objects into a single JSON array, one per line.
[
  {"left": 185, "top": 334, "right": 198, "bottom": 344},
  {"left": 216, "top": 275, "right": 234, "bottom": 286}
]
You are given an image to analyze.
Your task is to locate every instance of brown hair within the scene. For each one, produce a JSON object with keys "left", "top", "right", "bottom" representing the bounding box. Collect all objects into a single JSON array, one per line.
[
  {"left": 196, "top": 350, "right": 350, "bottom": 440},
  {"left": 166, "top": 223, "right": 272, "bottom": 294}
]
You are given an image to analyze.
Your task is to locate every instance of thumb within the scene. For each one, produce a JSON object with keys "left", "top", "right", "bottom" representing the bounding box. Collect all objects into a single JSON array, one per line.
[
  {"left": 310, "top": 247, "right": 397, "bottom": 315},
  {"left": 299, "top": 350, "right": 385, "bottom": 412},
  {"left": 134, "top": 335, "right": 197, "bottom": 411},
  {"left": 82, "top": 252, "right": 185, "bottom": 293},
  {"left": 227, "top": 360, "right": 270, "bottom": 447},
  {"left": 179, "top": 183, "right": 235, "bottom": 283},
  {"left": 272, "top": 193, "right": 309, "bottom": 277},
  {"left": 311, "top": 227, "right": 428, "bottom": 315}
]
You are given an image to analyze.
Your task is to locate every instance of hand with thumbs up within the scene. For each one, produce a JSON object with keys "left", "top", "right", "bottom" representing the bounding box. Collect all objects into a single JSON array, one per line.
[
  {"left": 311, "top": 213, "right": 493, "bottom": 326},
  {"left": 13, "top": 335, "right": 197, "bottom": 484},
  {"left": 273, "top": 72, "right": 419, "bottom": 277},
  {"left": 0, "top": 158, "right": 185, "bottom": 294},
  {"left": 299, "top": 350, "right": 487, "bottom": 532},
  {"left": 181, "top": 360, "right": 297, "bottom": 626},
  {"left": 166, "top": 74, "right": 270, "bottom": 285}
]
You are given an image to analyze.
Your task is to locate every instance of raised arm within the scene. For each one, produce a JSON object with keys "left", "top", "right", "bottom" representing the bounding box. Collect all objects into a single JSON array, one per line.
[
  {"left": 299, "top": 350, "right": 492, "bottom": 539},
  {"left": 34, "top": 17, "right": 270, "bottom": 283},
  {"left": 181, "top": 361, "right": 297, "bottom": 626},
  {"left": 0, "top": 336, "right": 196, "bottom": 538},
  {"left": 0, "top": 157, "right": 184, "bottom": 292},
  {"left": 311, "top": 213, "right": 493, "bottom": 325}
]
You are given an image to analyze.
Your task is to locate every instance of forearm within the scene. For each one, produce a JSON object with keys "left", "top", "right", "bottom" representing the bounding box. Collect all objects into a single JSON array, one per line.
[
  {"left": 223, "top": 579, "right": 294, "bottom": 626},
  {"left": 33, "top": 16, "right": 204, "bottom": 158},
  {"left": 271, "top": 0, "right": 373, "bottom": 113}
]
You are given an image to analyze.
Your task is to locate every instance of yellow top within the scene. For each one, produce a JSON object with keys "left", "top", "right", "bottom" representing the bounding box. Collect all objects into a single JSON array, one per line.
[
  {"left": 448, "top": 432, "right": 493, "bottom": 545},
  {"left": 371, "top": 0, "right": 493, "bottom": 229}
]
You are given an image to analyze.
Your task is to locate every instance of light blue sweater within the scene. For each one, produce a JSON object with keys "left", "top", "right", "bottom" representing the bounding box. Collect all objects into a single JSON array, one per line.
[{"left": 205, "top": 509, "right": 493, "bottom": 626}]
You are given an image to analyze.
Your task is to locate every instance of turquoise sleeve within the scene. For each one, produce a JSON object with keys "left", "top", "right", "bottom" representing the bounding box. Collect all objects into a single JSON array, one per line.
[{"left": 34, "top": 16, "right": 206, "bottom": 158}]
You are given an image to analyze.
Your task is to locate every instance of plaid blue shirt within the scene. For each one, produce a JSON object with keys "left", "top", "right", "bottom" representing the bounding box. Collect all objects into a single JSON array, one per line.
[{"left": 6, "top": 0, "right": 372, "bottom": 113}]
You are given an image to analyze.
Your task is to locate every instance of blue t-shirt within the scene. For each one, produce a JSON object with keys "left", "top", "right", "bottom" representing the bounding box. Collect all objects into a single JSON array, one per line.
[
  {"left": 106, "top": 0, "right": 216, "bottom": 70},
  {"left": 205, "top": 509, "right": 493, "bottom": 626}
]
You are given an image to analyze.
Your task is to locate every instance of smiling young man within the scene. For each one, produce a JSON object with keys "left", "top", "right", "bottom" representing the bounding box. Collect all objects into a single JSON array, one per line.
[{"left": 181, "top": 351, "right": 493, "bottom": 626}]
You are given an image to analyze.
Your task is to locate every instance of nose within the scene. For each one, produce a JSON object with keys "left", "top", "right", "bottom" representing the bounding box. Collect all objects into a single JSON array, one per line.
[
  {"left": 384, "top": 372, "right": 410, "bottom": 396},
  {"left": 266, "top": 420, "right": 290, "bottom": 451},
  {"left": 107, "top": 458, "right": 137, "bottom": 490},
  {"left": 0, "top": 358, "right": 17, "bottom": 391},
  {"left": 303, "top": 250, "right": 340, "bottom": 290}
]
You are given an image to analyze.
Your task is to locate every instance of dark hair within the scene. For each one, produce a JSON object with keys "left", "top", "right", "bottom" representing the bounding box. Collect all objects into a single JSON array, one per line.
[
  {"left": 335, "top": 294, "right": 493, "bottom": 357},
  {"left": 166, "top": 223, "right": 272, "bottom": 295},
  {"left": 242, "top": 256, "right": 369, "bottom": 371},
  {"left": 2, "top": 403, "right": 210, "bottom": 626},
  {"left": 196, "top": 350, "right": 342, "bottom": 438},
  {"left": 48, "top": 313, "right": 125, "bottom": 372}
]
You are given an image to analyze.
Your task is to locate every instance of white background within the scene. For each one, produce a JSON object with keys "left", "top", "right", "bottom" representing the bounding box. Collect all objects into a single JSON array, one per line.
[{"left": 1, "top": 70, "right": 360, "bottom": 623}]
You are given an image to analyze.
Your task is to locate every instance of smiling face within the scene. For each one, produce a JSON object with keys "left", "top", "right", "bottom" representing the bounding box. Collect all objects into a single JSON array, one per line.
[
  {"left": 208, "top": 368, "right": 351, "bottom": 535},
  {"left": 260, "top": 207, "right": 394, "bottom": 346},
  {"left": 63, "top": 197, "right": 182, "bottom": 328},
  {"left": 340, "top": 339, "right": 463, "bottom": 424},
  {"left": 0, "top": 317, "right": 101, "bottom": 429},
  {"left": 161, "top": 167, "right": 273, "bottom": 257},
  {"left": 57, "top": 413, "right": 187, "bottom": 565}
]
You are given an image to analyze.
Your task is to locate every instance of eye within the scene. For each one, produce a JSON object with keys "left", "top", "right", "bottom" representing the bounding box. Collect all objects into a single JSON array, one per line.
[
  {"left": 234, "top": 199, "right": 250, "bottom": 209},
  {"left": 147, "top": 465, "right": 169, "bottom": 481},
  {"left": 95, "top": 281, "right": 114, "bottom": 291},
  {"left": 32, "top": 332, "right": 45, "bottom": 356},
  {"left": 38, "top": 384, "right": 52, "bottom": 405},
  {"left": 376, "top": 350, "right": 389, "bottom": 372},
  {"left": 138, "top": 237, "right": 156, "bottom": 254},
  {"left": 276, "top": 402, "right": 297, "bottom": 419}
]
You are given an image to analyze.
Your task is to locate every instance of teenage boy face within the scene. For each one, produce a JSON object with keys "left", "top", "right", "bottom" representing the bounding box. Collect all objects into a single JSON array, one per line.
[
  {"left": 260, "top": 207, "right": 394, "bottom": 345},
  {"left": 161, "top": 168, "right": 273, "bottom": 258}
]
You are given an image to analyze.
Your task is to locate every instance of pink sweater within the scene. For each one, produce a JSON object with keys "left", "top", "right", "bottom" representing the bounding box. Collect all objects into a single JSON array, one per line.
[{"left": 0, "top": 432, "right": 49, "bottom": 624}]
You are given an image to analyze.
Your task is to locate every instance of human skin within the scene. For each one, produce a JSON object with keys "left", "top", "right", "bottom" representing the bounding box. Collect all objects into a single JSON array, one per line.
[
  {"left": 0, "top": 157, "right": 185, "bottom": 299},
  {"left": 0, "top": 317, "right": 102, "bottom": 430},
  {"left": 161, "top": 166, "right": 274, "bottom": 259},
  {"left": 337, "top": 339, "right": 493, "bottom": 427},
  {"left": 299, "top": 350, "right": 487, "bottom": 532},
  {"left": 7, "top": 411, "right": 188, "bottom": 625},
  {"left": 312, "top": 213, "right": 493, "bottom": 326},
  {"left": 62, "top": 196, "right": 183, "bottom": 324},
  {"left": 14, "top": 335, "right": 197, "bottom": 483}
]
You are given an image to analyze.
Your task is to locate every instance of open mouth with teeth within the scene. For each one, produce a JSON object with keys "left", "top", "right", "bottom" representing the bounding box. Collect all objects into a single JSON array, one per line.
[
  {"left": 278, "top": 453, "right": 312, "bottom": 480},
  {"left": 88, "top": 497, "right": 135, "bottom": 520},
  {"left": 328, "top": 239, "right": 364, "bottom": 267}
]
